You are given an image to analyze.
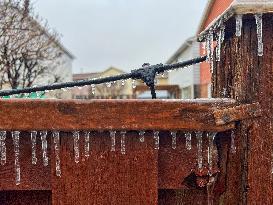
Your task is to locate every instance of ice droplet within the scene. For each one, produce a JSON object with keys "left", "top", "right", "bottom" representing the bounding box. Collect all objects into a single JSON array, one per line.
[
  {"left": 255, "top": 13, "right": 263, "bottom": 56},
  {"left": 30, "top": 131, "right": 38, "bottom": 165},
  {"left": 0, "top": 131, "right": 7, "bottom": 165},
  {"left": 171, "top": 131, "right": 177, "bottom": 150},
  {"left": 185, "top": 132, "right": 192, "bottom": 150},
  {"left": 72, "top": 131, "right": 80, "bottom": 163},
  {"left": 84, "top": 131, "right": 90, "bottom": 158},
  {"left": 235, "top": 14, "right": 243, "bottom": 37},
  {"left": 12, "top": 131, "right": 20, "bottom": 185},
  {"left": 132, "top": 80, "right": 136, "bottom": 89},
  {"left": 207, "top": 132, "right": 217, "bottom": 175},
  {"left": 40, "top": 131, "right": 49, "bottom": 167},
  {"left": 139, "top": 131, "right": 145, "bottom": 143},
  {"left": 91, "top": 84, "right": 96, "bottom": 95},
  {"left": 110, "top": 131, "right": 116, "bottom": 152},
  {"left": 53, "top": 131, "right": 61, "bottom": 177},
  {"left": 106, "top": 82, "right": 112, "bottom": 88},
  {"left": 195, "top": 131, "right": 203, "bottom": 170},
  {"left": 121, "top": 79, "right": 125, "bottom": 86},
  {"left": 230, "top": 130, "right": 236, "bottom": 154},
  {"left": 120, "top": 131, "right": 126, "bottom": 155},
  {"left": 153, "top": 131, "right": 160, "bottom": 150}
]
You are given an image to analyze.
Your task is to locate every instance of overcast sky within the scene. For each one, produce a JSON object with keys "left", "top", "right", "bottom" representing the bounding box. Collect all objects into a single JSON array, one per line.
[{"left": 35, "top": 0, "right": 207, "bottom": 73}]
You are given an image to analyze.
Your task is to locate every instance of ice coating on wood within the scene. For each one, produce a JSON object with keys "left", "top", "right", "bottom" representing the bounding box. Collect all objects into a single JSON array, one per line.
[
  {"left": 0, "top": 131, "right": 6, "bottom": 165},
  {"left": 40, "top": 131, "right": 49, "bottom": 167},
  {"left": 153, "top": 131, "right": 160, "bottom": 150},
  {"left": 91, "top": 84, "right": 96, "bottom": 95},
  {"left": 139, "top": 131, "right": 145, "bottom": 143},
  {"left": 207, "top": 132, "right": 217, "bottom": 175},
  {"left": 120, "top": 131, "right": 126, "bottom": 155},
  {"left": 12, "top": 131, "right": 20, "bottom": 185},
  {"left": 216, "top": 22, "right": 226, "bottom": 62},
  {"left": 185, "top": 132, "right": 192, "bottom": 150},
  {"left": 235, "top": 14, "right": 243, "bottom": 37},
  {"left": 72, "top": 131, "right": 80, "bottom": 163},
  {"left": 84, "top": 131, "right": 90, "bottom": 158},
  {"left": 53, "top": 131, "right": 61, "bottom": 177},
  {"left": 195, "top": 131, "right": 203, "bottom": 170},
  {"left": 110, "top": 131, "right": 116, "bottom": 152},
  {"left": 255, "top": 13, "right": 263, "bottom": 56},
  {"left": 30, "top": 131, "right": 38, "bottom": 165},
  {"left": 171, "top": 131, "right": 177, "bottom": 150},
  {"left": 230, "top": 130, "right": 236, "bottom": 154}
]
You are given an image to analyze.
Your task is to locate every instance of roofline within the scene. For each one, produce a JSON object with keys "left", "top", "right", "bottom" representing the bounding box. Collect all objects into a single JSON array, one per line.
[
  {"left": 196, "top": 0, "right": 216, "bottom": 35},
  {"left": 166, "top": 36, "right": 196, "bottom": 64}
]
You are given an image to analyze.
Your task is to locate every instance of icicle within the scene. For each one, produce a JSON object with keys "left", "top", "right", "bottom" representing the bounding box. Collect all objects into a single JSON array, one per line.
[
  {"left": 120, "top": 131, "right": 126, "bottom": 155},
  {"left": 91, "top": 84, "right": 96, "bottom": 95},
  {"left": 61, "top": 88, "right": 67, "bottom": 92},
  {"left": 72, "top": 131, "right": 80, "bottom": 163},
  {"left": 139, "top": 131, "right": 145, "bottom": 143},
  {"left": 206, "top": 35, "right": 211, "bottom": 62},
  {"left": 230, "top": 130, "right": 236, "bottom": 154},
  {"left": 220, "top": 24, "right": 225, "bottom": 44},
  {"left": 106, "top": 82, "right": 112, "bottom": 88},
  {"left": 171, "top": 131, "right": 177, "bottom": 150},
  {"left": 40, "top": 131, "right": 49, "bottom": 167},
  {"left": 185, "top": 132, "right": 192, "bottom": 150},
  {"left": 110, "top": 131, "right": 116, "bottom": 152},
  {"left": 132, "top": 80, "right": 136, "bottom": 89},
  {"left": 235, "top": 14, "right": 243, "bottom": 37},
  {"left": 30, "top": 131, "right": 38, "bottom": 165},
  {"left": 195, "top": 131, "right": 203, "bottom": 170},
  {"left": 121, "top": 79, "right": 125, "bottom": 86},
  {"left": 12, "top": 131, "right": 20, "bottom": 185},
  {"left": 216, "top": 27, "right": 223, "bottom": 62},
  {"left": 207, "top": 132, "right": 217, "bottom": 175},
  {"left": 0, "top": 131, "right": 6, "bottom": 166},
  {"left": 255, "top": 13, "right": 263, "bottom": 56},
  {"left": 84, "top": 131, "right": 90, "bottom": 158},
  {"left": 153, "top": 131, "right": 160, "bottom": 150},
  {"left": 271, "top": 146, "right": 273, "bottom": 175},
  {"left": 53, "top": 131, "right": 61, "bottom": 177}
]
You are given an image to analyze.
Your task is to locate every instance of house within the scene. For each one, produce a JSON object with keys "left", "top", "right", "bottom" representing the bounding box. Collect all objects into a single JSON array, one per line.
[
  {"left": 166, "top": 37, "right": 201, "bottom": 99},
  {"left": 197, "top": 0, "right": 234, "bottom": 97}
]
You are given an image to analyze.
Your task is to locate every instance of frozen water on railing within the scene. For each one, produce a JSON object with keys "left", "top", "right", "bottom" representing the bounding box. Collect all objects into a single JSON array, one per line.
[
  {"left": 120, "top": 131, "right": 127, "bottom": 155},
  {"left": 110, "top": 131, "right": 116, "bottom": 152},
  {"left": 31, "top": 131, "right": 38, "bottom": 165},
  {"left": 230, "top": 130, "right": 236, "bottom": 154},
  {"left": 72, "top": 131, "right": 80, "bottom": 163},
  {"left": 171, "top": 131, "right": 177, "bottom": 150},
  {"left": 153, "top": 131, "right": 160, "bottom": 150},
  {"left": 235, "top": 14, "right": 243, "bottom": 37},
  {"left": 132, "top": 80, "right": 136, "bottom": 89},
  {"left": 91, "top": 84, "right": 96, "bottom": 95},
  {"left": 185, "top": 132, "right": 192, "bottom": 150},
  {"left": 255, "top": 13, "right": 263, "bottom": 56},
  {"left": 12, "top": 131, "right": 20, "bottom": 185},
  {"left": 207, "top": 132, "right": 217, "bottom": 175},
  {"left": 40, "top": 131, "right": 49, "bottom": 167},
  {"left": 139, "top": 131, "right": 145, "bottom": 143},
  {"left": 53, "top": 131, "right": 61, "bottom": 177},
  {"left": 196, "top": 131, "right": 203, "bottom": 170},
  {"left": 0, "top": 131, "right": 6, "bottom": 166},
  {"left": 84, "top": 131, "right": 90, "bottom": 158}
]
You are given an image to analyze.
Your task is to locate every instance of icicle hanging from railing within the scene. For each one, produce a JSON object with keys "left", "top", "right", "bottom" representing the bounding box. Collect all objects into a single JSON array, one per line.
[
  {"left": 195, "top": 131, "right": 203, "bottom": 170},
  {"left": 91, "top": 84, "right": 96, "bottom": 95},
  {"left": 72, "top": 131, "right": 80, "bottom": 163},
  {"left": 53, "top": 131, "right": 61, "bottom": 177},
  {"left": 12, "top": 131, "right": 20, "bottom": 185},
  {"left": 0, "top": 131, "right": 6, "bottom": 165},
  {"left": 235, "top": 14, "right": 243, "bottom": 37},
  {"left": 120, "top": 131, "right": 126, "bottom": 155},
  {"left": 255, "top": 13, "right": 263, "bottom": 56},
  {"left": 230, "top": 130, "right": 236, "bottom": 154},
  {"left": 185, "top": 132, "right": 192, "bottom": 150},
  {"left": 84, "top": 131, "right": 90, "bottom": 158},
  {"left": 31, "top": 131, "right": 37, "bottom": 165},
  {"left": 171, "top": 131, "right": 177, "bottom": 150},
  {"left": 139, "top": 131, "right": 145, "bottom": 143},
  {"left": 207, "top": 132, "right": 217, "bottom": 175},
  {"left": 153, "top": 131, "right": 160, "bottom": 150},
  {"left": 40, "top": 131, "right": 49, "bottom": 167},
  {"left": 110, "top": 131, "right": 116, "bottom": 152}
]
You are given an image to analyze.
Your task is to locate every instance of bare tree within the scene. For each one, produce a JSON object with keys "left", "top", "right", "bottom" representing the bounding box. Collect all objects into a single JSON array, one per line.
[{"left": 0, "top": 0, "right": 63, "bottom": 89}]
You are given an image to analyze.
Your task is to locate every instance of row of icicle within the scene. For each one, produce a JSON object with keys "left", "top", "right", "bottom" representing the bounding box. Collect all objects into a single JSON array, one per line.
[
  {"left": 202, "top": 13, "right": 264, "bottom": 75},
  {"left": 0, "top": 130, "right": 237, "bottom": 185}
]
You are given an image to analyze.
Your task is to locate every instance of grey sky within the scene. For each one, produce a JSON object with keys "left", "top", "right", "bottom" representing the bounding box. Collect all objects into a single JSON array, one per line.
[{"left": 35, "top": 0, "right": 207, "bottom": 73}]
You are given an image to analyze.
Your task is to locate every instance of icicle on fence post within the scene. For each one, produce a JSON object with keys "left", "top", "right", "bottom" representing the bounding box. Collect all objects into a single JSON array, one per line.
[
  {"left": 110, "top": 131, "right": 116, "bottom": 152},
  {"left": 12, "top": 131, "right": 20, "bottom": 185},
  {"left": 216, "top": 21, "right": 225, "bottom": 62},
  {"left": 207, "top": 132, "right": 217, "bottom": 175},
  {"left": 153, "top": 131, "right": 160, "bottom": 150},
  {"left": 84, "top": 131, "right": 90, "bottom": 158},
  {"left": 40, "top": 131, "right": 49, "bottom": 167},
  {"left": 185, "top": 132, "right": 192, "bottom": 150},
  {"left": 132, "top": 80, "right": 136, "bottom": 89},
  {"left": 0, "top": 131, "right": 6, "bottom": 165},
  {"left": 91, "top": 84, "right": 96, "bottom": 95},
  {"left": 235, "top": 14, "right": 243, "bottom": 37},
  {"left": 230, "top": 130, "right": 236, "bottom": 154},
  {"left": 31, "top": 131, "right": 38, "bottom": 165},
  {"left": 139, "top": 131, "right": 145, "bottom": 143},
  {"left": 72, "top": 131, "right": 80, "bottom": 163},
  {"left": 195, "top": 131, "right": 203, "bottom": 170},
  {"left": 120, "top": 131, "right": 127, "bottom": 155},
  {"left": 53, "top": 131, "right": 61, "bottom": 177},
  {"left": 255, "top": 13, "right": 264, "bottom": 56},
  {"left": 171, "top": 131, "right": 177, "bottom": 150}
]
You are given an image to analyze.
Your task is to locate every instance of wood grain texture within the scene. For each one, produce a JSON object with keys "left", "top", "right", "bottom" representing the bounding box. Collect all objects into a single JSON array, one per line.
[{"left": 0, "top": 99, "right": 236, "bottom": 132}]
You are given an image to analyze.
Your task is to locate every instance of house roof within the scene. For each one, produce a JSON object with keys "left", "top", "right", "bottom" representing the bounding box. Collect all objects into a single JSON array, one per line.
[
  {"left": 166, "top": 36, "right": 196, "bottom": 64},
  {"left": 198, "top": 0, "right": 273, "bottom": 40}
]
